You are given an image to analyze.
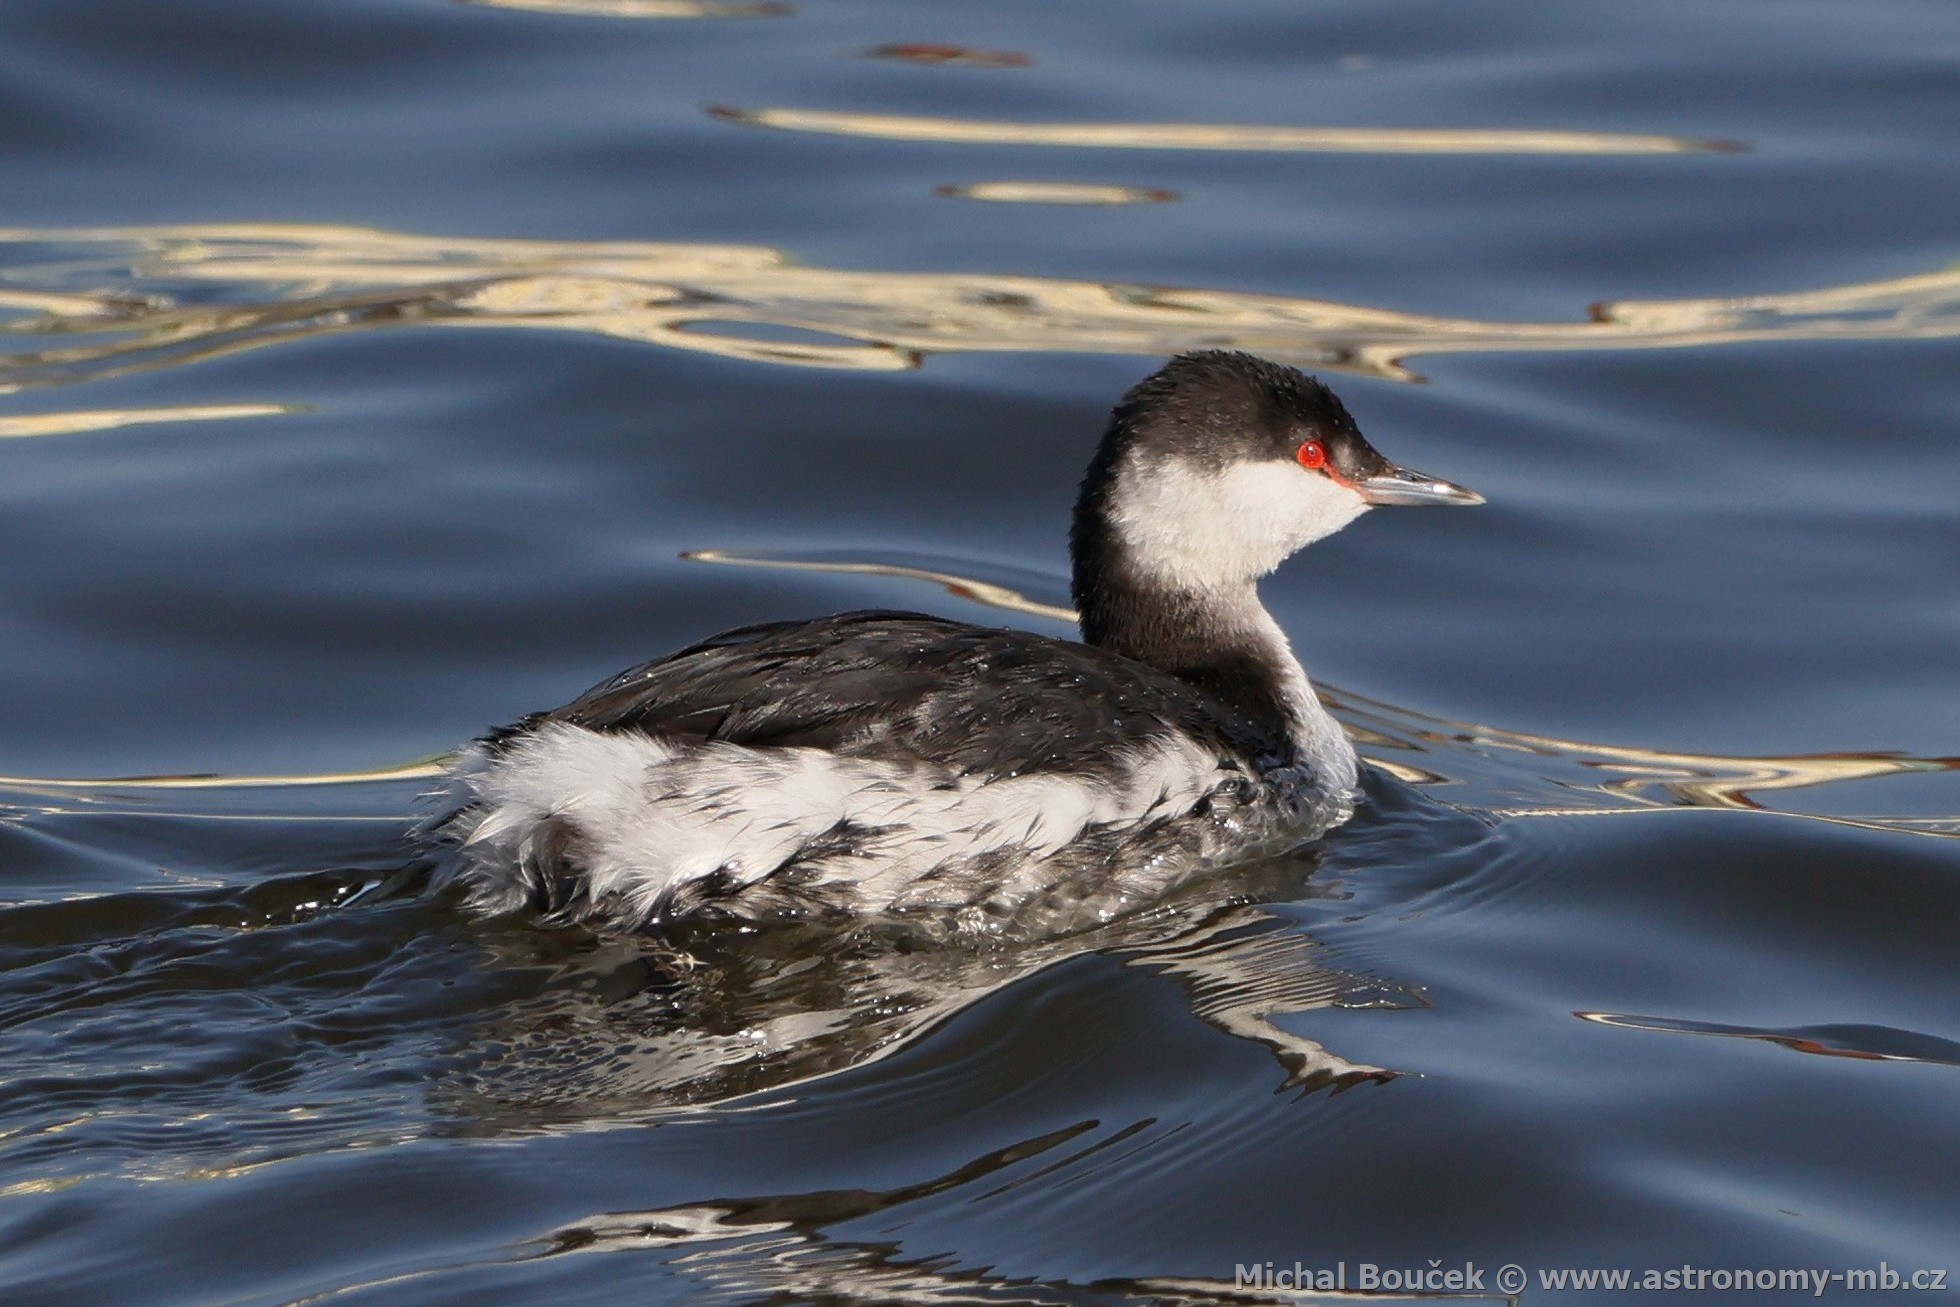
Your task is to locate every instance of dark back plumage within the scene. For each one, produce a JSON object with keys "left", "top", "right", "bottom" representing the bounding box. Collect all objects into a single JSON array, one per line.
[{"left": 498, "top": 610, "right": 1289, "bottom": 781}]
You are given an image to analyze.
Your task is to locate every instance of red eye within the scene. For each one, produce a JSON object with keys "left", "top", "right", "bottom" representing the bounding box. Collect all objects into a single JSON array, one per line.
[{"left": 1296, "top": 440, "right": 1327, "bottom": 470}]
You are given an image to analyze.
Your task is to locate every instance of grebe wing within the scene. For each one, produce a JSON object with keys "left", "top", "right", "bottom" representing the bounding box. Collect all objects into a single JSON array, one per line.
[{"left": 495, "top": 610, "right": 1243, "bottom": 778}]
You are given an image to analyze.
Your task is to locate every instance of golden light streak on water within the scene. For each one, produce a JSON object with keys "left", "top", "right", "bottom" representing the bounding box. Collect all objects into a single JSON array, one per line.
[
  {"left": 0, "top": 403, "right": 290, "bottom": 438},
  {"left": 935, "top": 181, "right": 1178, "bottom": 205},
  {"left": 708, "top": 106, "right": 1740, "bottom": 155},
  {"left": 0, "top": 288, "right": 149, "bottom": 318},
  {"left": 2, "top": 224, "right": 1953, "bottom": 387},
  {"left": 679, "top": 549, "right": 1077, "bottom": 623},
  {"left": 459, "top": 0, "right": 789, "bottom": 17},
  {"left": 0, "top": 758, "right": 448, "bottom": 792}
]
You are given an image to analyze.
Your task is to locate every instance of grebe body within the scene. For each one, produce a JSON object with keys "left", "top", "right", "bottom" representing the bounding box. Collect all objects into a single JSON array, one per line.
[{"left": 431, "top": 352, "right": 1479, "bottom": 934}]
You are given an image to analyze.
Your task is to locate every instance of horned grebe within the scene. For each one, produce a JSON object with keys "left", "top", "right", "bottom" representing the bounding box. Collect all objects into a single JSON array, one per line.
[{"left": 430, "top": 352, "right": 1479, "bottom": 935}]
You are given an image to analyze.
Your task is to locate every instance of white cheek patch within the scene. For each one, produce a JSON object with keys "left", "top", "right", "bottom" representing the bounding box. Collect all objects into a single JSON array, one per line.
[
  {"left": 434, "top": 722, "right": 1230, "bottom": 922},
  {"left": 1108, "top": 457, "right": 1368, "bottom": 585}
]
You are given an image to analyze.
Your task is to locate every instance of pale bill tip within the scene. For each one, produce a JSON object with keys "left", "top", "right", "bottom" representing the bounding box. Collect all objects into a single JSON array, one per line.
[{"left": 1357, "top": 467, "right": 1484, "bottom": 507}]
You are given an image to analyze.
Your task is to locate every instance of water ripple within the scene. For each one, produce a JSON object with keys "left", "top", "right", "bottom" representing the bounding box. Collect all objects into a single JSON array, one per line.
[{"left": 2, "top": 225, "right": 1956, "bottom": 389}]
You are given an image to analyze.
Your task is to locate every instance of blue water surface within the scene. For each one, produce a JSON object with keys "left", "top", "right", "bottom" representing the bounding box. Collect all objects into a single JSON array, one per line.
[{"left": 0, "top": 1, "right": 1955, "bottom": 1302}]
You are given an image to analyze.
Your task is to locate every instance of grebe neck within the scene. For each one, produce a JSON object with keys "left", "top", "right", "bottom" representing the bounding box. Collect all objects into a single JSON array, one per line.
[
  {"left": 1071, "top": 507, "right": 1352, "bottom": 785},
  {"left": 1075, "top": 563, "right": 1348, "bottom": 773}
]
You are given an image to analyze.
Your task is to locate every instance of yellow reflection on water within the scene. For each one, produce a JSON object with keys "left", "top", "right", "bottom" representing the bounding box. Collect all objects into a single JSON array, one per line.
[
  {"left": 2, "top": 224, "right": 1958, "bottom": 388},
  {"left": 709, "top": 106, "right": 1739, "bottom": 155},
  {"left": 0, "top": 758, "right": 446, "bottom": 795},
  {"left": 0, "top": 403, "right": 289, "bottom": 438},
  {"left": 460, "top": 0, "right": 789, "bottom": 17},
  {"left": 681, "top": 548, "right": 1076, "bottom": 622},
  {"left": 935, "top": 180, "right": 1178, "bottom": 205},
  {"left": 0, "top": 288, "right": 150, "bottom": 319}
]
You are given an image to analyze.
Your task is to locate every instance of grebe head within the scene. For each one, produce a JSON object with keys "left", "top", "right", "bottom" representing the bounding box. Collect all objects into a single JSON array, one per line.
[{"left": 1075, "top": 351, "right": 1481, "bottom": 592}]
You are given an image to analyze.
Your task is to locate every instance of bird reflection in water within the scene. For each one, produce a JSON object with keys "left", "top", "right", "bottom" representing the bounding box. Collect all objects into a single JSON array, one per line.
[{"left": 438, "top": 843, "right": 1413, "bottom": 1133}]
